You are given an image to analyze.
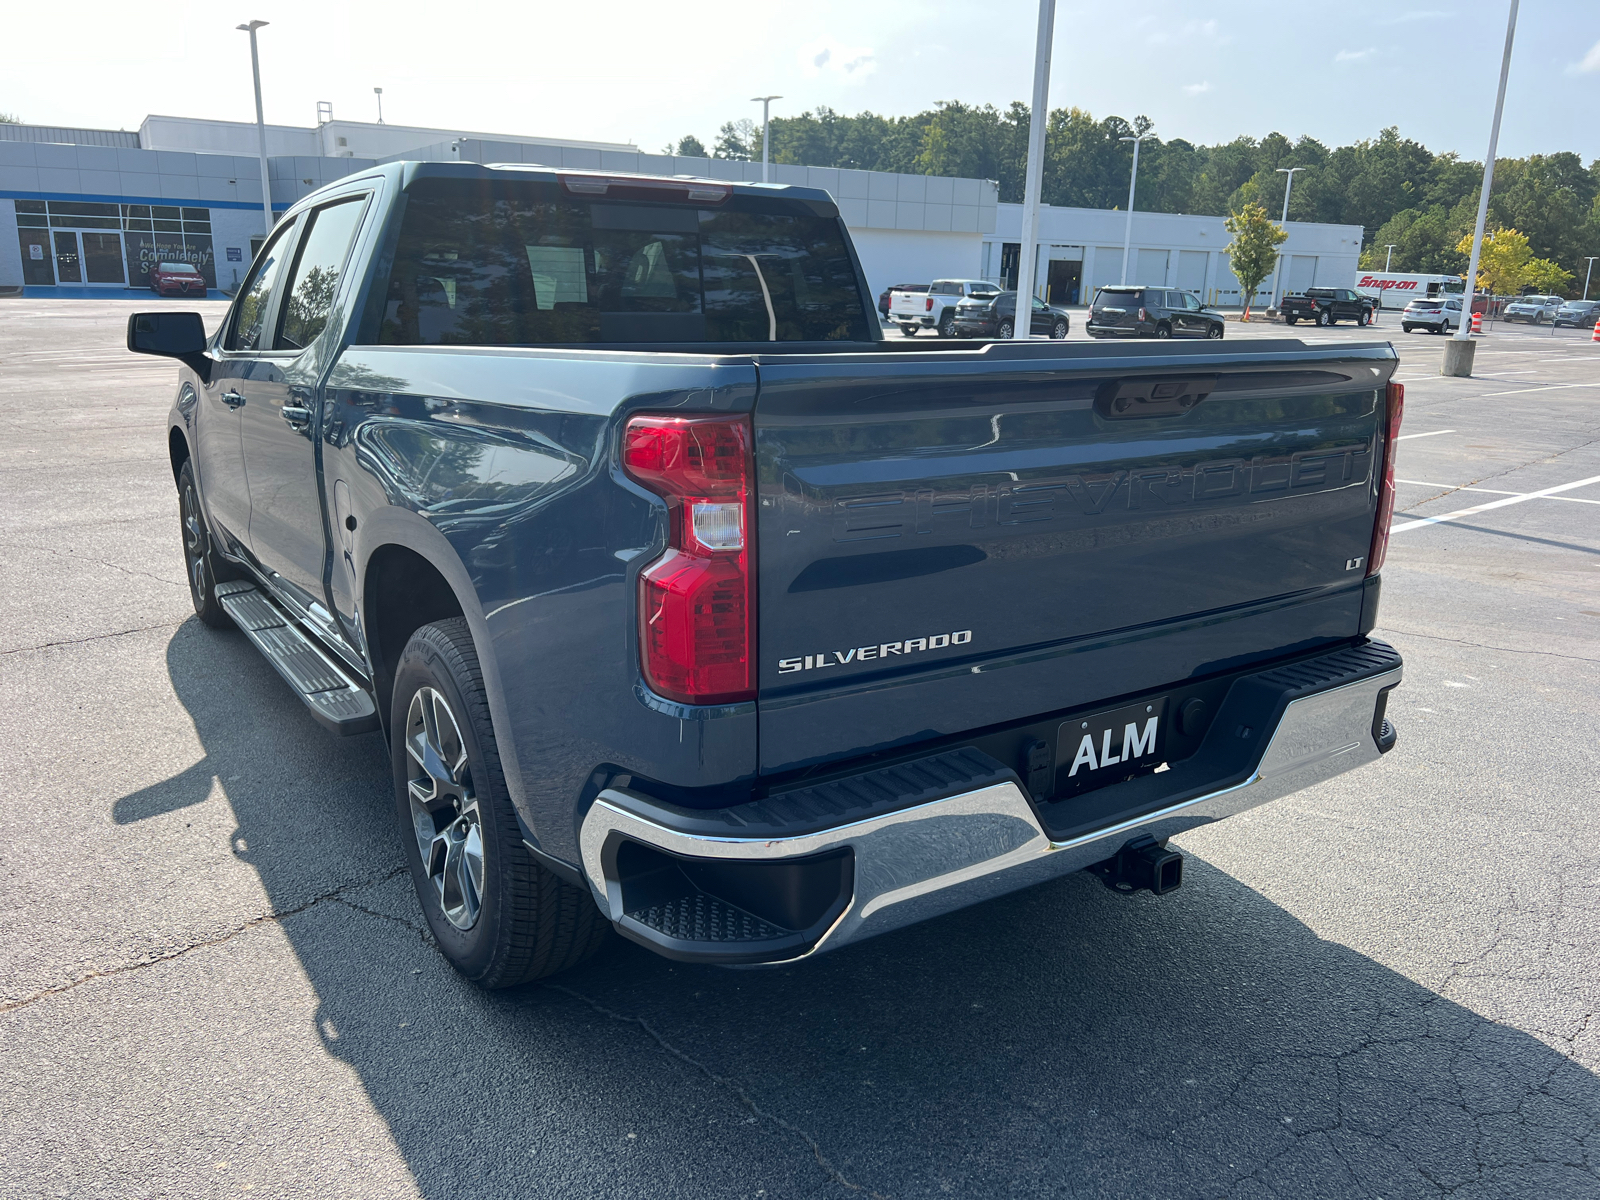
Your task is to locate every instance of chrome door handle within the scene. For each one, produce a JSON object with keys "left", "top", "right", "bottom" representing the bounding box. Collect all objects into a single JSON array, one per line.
[
  {"left": 281, "top": 405, "right": 312, "bottom": 430},
  {"left": 221, "top": 390, "right": 246, "bottom": 409}
]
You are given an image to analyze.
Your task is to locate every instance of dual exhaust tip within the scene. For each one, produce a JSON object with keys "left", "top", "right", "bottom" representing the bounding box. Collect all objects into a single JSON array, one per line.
[{"left": 1089, "top": 836, "right": 1184, "bottom": 896}]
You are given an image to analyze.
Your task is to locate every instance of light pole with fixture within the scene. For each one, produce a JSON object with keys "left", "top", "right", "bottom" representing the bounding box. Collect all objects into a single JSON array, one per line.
[
  {"left": 1013, "top": 0, "right": 1056, "bottom": 335},
  {"left": 374, "top": 88, "right": 384, "bottom": 124},
  {"left": 1448, "top": 0, "right": 1518, "bottom": 377},
  {"left": 1584, "top": 256, "right": 1597, "bottom": 301},
  {"left": 1118, "top": 129, "right": 1153, "bottom": 285},
  {"left": 751, "top": 96, "right": 781, "bottom": 182},
  {"left": 1268, "top": 165, "right": 1305, "bottom": 307},
  {"left": 236, "top": 20, "right": 273, "bottom": 237},
  {"left": 1384, "top": 244, "right": 1397, "bottom": 272}
]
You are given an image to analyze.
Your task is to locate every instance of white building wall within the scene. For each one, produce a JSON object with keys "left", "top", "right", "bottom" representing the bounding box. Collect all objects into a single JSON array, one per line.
[
  {"left": 849, "top": 228, "right": 983, "bottom": 299},
  {"left": 988, "top": 203, "right": 1363, "bottom": 306},
  {"left": 0, "top": 200, "right": 21, "bottom": 286}
]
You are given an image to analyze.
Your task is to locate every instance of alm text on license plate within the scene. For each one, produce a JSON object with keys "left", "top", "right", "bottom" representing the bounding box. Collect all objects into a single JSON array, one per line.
[{"left": 1055, "top": 697, "right": 1167, "bottom": 798}]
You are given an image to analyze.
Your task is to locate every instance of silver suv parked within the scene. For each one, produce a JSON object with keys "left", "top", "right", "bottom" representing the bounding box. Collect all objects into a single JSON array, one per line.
[
  {"left": 1400, "top": 297, "right": 1462, "bottom": 335},
  {"left": 1503, "top": 295, "right": 1562, "bottom": 324}
]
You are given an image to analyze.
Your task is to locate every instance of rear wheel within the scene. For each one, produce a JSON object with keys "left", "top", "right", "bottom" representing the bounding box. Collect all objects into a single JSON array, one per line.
[
  {"left": 997, "top": 319, "right": 1015, "bottom": 339},
  {"left": 1402, "top": 324, "right": 1414, "bottom": 334},
  {"left": 1285, "top": 316, "right": 1298, "bottom": 326},
  {"left": 1207, "top": 323, "right": 1223, "bottom": 339},
  {"left": 936, "top": 312, "right": 955, "bottom": 338},
  {"left": 899, "top": 324, "right": 917, "bottom": 336},
  {"left": 1154, "top": 323, "right": 1171, "bottom": 339},
  {"left": 1050, "top": 319, "right": 1068, "bottom": 340},
  {"left": 177, "top": 459, "right": 242, "bottom": 629},
  {"left": 1316, "top": 310, "right": 1331, "bottom": 327},
  {"left": 393, "top": 618, "right": 610, "bottom": 986}
]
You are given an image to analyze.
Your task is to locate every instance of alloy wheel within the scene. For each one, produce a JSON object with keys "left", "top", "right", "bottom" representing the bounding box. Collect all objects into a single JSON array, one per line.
[
  {"left": 181, "top": 481, "right": 209, "bottom": 603},
  {"left": 406, "top": 686, "right": 485, "bottom": 931}
]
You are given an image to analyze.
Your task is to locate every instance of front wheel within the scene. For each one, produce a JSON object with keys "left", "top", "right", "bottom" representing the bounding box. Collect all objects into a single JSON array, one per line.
[
  {"left": 1154, "top": 323, "right": 1171, "bottom": 339},
  {"left": 1207, "top": 323, "right": 1223, "bottom": 340},
  {"left": 176, "top": 458, "right": 242, "bottom": 629},
  {"left": 393, "top": 618, "right": 610, "bottom": 987},
  {"left": 1050, "top": 320, "right": 1068, "bottom": 340},
  {"left": 1358, "top": 310, "right": 1370, "bottom": 327}
]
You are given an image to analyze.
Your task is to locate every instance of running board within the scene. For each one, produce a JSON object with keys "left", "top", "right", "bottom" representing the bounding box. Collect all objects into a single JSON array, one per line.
[{"left": 214, "top": 580, "right": 380, "bottom": 736}]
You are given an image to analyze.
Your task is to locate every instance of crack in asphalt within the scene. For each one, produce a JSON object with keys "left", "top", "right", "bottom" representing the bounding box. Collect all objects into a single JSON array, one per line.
[
  {"left": 0, "top": 619, "right": 186, "bottom": 657},
  {"left": 0, "top": 537, "right": 188, "bottom": 590},
  {"left": 0, "top": 869, "right": 408, "bottom": 1015},
  {"left": 544, "top": 983, "right": 891, "bottom": 1200},
  {"left": 1380, "top": 627, "right": 1600, "bottom": 664}
]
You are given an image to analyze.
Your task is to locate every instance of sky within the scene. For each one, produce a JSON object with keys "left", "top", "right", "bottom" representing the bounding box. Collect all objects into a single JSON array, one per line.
[{"left": 4, "top": 1, "right": 1597, "bottom": 165}]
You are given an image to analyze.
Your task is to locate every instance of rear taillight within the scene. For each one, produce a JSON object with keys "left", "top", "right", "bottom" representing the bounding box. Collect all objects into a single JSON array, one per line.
[
  {"left": 622, "top": 414, "right": 755, "bottom": 705},
  {"left": 1366, "top": 381, "right": 1405, "bottom": 577},
  {"left": 1138, "top": 307, "right": 1148, "bottom": 322},
  {"left": 925, "top": 296, "right": 935, "bottom": 312}
]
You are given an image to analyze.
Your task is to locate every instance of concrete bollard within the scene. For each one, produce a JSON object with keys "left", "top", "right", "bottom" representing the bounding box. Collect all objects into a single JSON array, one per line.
[{"left": 1441, "top": 337, "right": 1476, "bottom": 377}]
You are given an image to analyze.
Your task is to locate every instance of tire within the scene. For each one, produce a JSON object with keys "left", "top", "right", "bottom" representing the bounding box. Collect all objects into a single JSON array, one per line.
[
  {"left": 1050, "top": 320, "right": 1068, "bottom": 340},
  {"left": 936, "top": 313, "right": 955, "bottom": 338},
  {"left": 1155, "top": 323, "right": 1172, "bottom": 339},
  {"left": 1358, "top": 310, "right": 1370, "bottom": 327},
  {"left": 1316, "top": 309, "right": 1331, "bottom": 327},
  {"left": 392, "top": 618, "right": 610, "bottom": 987},
  {"left": 997, "top": 319, "right": 1014, "bottom": 339},
  {"left": 1402, "top": 324, "right": 1414, "bottom": 334},
  {"left": 1207, "top": 322, "right": 1223, "bottom": 339},
  {"left": 177, "top": 458, "right": 242, "bottom": 629},
  {"left": 900, "top": 324, "right": 917, "bottom": 336},
  {"left": 1285, "top": 316, "right": 1298, "bottom": 326}
]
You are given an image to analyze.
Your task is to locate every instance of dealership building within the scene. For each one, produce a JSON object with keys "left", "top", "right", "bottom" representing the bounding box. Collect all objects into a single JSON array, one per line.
[{"left": 1, "top": 112, "right": 1359, "bottom": 307}]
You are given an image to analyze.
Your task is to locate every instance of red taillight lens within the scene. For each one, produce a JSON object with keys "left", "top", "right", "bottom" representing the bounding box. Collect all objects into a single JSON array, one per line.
[
  {"left": 622, "top": 415, "right": 755, "bottom": 705},
  {"left": 925, "top": 296, "right": 935, "bottom": 311},
  {"left": 1138, "top": 307, "right": 1148, "bottom": 322},
  {"left": 1367, "top": 382, "right": 1404, "bottom": 577}
]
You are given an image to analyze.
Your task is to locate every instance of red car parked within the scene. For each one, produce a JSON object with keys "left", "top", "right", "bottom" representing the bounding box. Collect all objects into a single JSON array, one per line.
[{"left": 149, "top": 262, "right": 208, "bottom": 297}]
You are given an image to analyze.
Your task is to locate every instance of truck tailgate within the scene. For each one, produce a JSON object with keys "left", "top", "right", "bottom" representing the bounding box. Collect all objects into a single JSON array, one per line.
[{"left": 752, "top": 340, "right": 1397, "bottom": 774}]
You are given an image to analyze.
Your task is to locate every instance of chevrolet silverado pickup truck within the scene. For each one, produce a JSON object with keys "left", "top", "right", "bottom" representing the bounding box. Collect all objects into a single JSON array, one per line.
[
  {"left": 888, "top": 278, "right": 1000, "bottom": 336},
  {"left": 1281, "top": 287, "right": 1378, "bottom": 328},
  {"left": 130, "top": 161, "right": 1405, "bottom": 987}
]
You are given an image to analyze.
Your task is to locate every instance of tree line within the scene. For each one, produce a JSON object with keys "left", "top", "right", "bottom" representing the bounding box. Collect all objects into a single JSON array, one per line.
[{"left": 665, "top": 102, "right": 1600, "bottom": 296}]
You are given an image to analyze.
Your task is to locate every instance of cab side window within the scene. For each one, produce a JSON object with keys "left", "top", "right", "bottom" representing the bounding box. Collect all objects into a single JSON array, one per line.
[
  {"left": 227, "top": 218, "right": 299, "bottom": 352},
  {"left": 276, "top": 197, "right": 370, "bottom": 351}
]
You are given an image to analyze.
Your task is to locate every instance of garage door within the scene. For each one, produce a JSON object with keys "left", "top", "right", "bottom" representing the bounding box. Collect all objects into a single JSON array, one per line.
[
  {"left": 1135, "top": 249, "right": 1169, "bottom": 287},
  {"left": 1287, "top": 256, "right": 1317, "bottom": 294},
  {"left": 1090, "top": 247, "right": 1125, "bottom": 292},
  {"left": 1176, "top": 251, "right": 1208, "bottom": 293}
]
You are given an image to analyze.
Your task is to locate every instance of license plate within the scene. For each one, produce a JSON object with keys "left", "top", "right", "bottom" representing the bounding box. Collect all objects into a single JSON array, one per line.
[{"left": 1055, "top": 697, "right": 1167, "bottom": 798}]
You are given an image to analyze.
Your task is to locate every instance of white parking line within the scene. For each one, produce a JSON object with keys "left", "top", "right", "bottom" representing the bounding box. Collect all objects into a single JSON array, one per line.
[
  {"left": 1479, "top": 383, "right": 1600, "bottom": 399},
  {"left": 1397, "top": 479, "right": 1600, "bottom": 505},
  {"left": 1390, "top": 473, "right": 1600, "bottom": 532},
  {"left": 1395, "top": 429, "right": 1455, "bottom": 441}
]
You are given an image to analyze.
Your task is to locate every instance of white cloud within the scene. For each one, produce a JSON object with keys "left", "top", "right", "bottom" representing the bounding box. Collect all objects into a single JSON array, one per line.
[
  {"left": 796, "top": 38, "right": 877, "bottom": 84},
  {"left": 1335, "top": 47, "right": 1377, "bottom": 63},
  {"left": 1148, "top": 18, "right": 1231, "bottom": 47},
  {"left": 1379, "top": 10, "right": 1448, "bottom": 23},
  {"left": 1572, "top": 40, "right": 1600, "bottom": 74},
  {"left": 1183, "top": 82, "right": 1212, "bottom": 96}
]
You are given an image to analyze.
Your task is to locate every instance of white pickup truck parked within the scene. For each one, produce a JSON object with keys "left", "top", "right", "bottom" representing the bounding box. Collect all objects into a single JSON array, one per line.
[{"left": 889, "top": 278, "right": 1001, "bottom": 336}]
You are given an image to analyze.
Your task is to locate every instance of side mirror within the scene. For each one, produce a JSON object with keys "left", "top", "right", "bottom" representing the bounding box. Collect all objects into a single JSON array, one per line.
[{"left": 128, "top": 311, "right": 211, "bottom": 380}]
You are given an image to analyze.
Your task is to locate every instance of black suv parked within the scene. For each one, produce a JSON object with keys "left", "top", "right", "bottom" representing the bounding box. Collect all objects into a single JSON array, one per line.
[
  {"left": 948, "top": 290, "right": 1070, "bottom": 339},
  {"left": 1086, "top": 287, "right": 1224, "bottom": 339}
]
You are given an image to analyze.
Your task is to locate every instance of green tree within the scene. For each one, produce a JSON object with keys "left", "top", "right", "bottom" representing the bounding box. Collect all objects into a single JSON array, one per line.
[
  {"left": 664, "top": 134, "right": 706, "bottom": 157},
  {"left": 1456, "top": 227, "right": 1533, "bottom": 295},
  {"left": 712, "top": 119, "right": 758, "bottom": 160},
  {"left": 1524, "top": 257, "right": 1574, "bottom": 296},
  {"left": 1224, "top": 203, "right": 1287, "bottom": 320}
]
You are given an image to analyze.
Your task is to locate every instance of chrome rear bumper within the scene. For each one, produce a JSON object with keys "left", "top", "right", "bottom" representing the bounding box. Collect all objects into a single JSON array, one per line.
[{"left": 580, "top": 657, "right": 1401, "bottom": 965}]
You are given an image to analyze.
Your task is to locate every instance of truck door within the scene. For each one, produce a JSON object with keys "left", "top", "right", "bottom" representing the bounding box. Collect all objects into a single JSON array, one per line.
[
  {"left": 239, "top": 196, "right": 370, "bottom": 614},
  {"left": 199, "top": 215, "right": 299, "bottom": 553}
]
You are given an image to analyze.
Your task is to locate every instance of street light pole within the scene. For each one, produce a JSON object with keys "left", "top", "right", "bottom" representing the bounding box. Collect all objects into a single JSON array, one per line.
[
  {"left": 374, "top": 87, "right": 384, "bottom": 123},
  {"left": 1269, "top": 165, "right": 1305, "bottom": 306},
  {"left": 237, "top": 20, "right": 273, "bottom": 238},
  {"left": 1384, "top": 244, "right": 1397, "bottom": 272},
  {"left": 1014, "top": 0, "right": 1056, "bottom": 337},
  {"left": 1117, "top": 130, "right": 1152, "bottom": 285},
  {"left": 1584, "top": 257, "right": 1597, "bottom": 301},
  {"left": 750, "top": 96, "right": 781, "bottom": 183},
  {"left": 1448, "top": 0, "right": 1518, "bottom": 378}
]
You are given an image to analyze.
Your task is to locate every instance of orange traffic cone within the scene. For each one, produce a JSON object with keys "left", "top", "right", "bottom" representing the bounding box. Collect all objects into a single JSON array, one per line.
[
  {"left": 1593, "top": 318, "right": 1600, "bottom": 343},
  {"left": 1471, "top": 311, "right": 1483, "bottom": 334}
]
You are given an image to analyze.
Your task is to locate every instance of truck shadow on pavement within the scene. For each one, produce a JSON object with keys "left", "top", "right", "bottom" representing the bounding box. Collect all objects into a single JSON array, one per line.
[{"left": 139, "top": 622, "right": 1600, "bottom": 1199}]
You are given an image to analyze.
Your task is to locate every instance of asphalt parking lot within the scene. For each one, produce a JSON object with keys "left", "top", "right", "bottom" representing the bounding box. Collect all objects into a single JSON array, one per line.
[{"left": 3, "top": 300, "right": 1597, "bottom": 1199}]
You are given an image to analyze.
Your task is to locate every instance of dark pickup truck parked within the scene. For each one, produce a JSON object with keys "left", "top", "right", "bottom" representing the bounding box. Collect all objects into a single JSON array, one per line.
[
  {"left": 1282, "top": 287, "right": 1378, "bottom": 328},
  {"left": 131, "top": 161, "right": 1405, "bottom": 987}
]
